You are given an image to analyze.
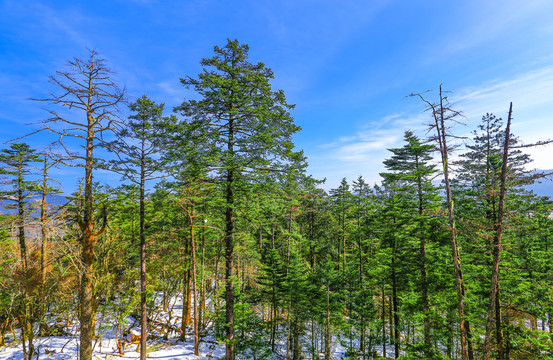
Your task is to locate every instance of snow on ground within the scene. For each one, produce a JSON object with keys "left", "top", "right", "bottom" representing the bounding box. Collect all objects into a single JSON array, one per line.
[
  {"left": 0, "top": 336, "right": 225, "bottom": 360},
  {"left": 0, "top": 292, "right": 226, "bottom": 360},
  {"left": 3, "top": 289, "right": 549, "bottom": 360}
]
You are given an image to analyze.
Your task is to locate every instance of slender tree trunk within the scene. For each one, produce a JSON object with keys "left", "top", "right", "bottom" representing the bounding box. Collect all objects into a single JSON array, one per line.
[
  {"left": 368, "top": 328, "right": 373, "bottom": 360},
  {"left": 80, "top": 112, "right": 95, "bottom": 360},
  {"left": 139, "top": 148, "right": 147, "bottom": 360},
  {"left": 382, "top": 283, "right": 386, "bottom": 359},
  {"left": 17, "top": 168, "right": 28, "bottom": 274},
  {"left": 483, "top": 102, "right": 512, "bottom": 359},
  {"left": 190, "top": 214, "right": 200, "bottom": 355},
  {"left": 18, "top": 161, "right": 32, "bottom": 359},
  {"left": 21, "top": 317, "right": 27, "bottom": 360},
  {"left": 270, "top": 217, "right": 276, "bottom": 346},
  {"left": 495, "top": 284, "right": 504, "bottom": 359},
  {"left": 391, "top": 249, "right": 400, "bottom": 359},
  {"left": 414, "top": 154, "right": 432, "bottom": 358},
  {"left": 325, "top": 285, "right": 330, "bottom": 360},
  {"left": 199, "top": 231, "right": 206, "bottom": 332},
  {"left": 214, "top": 240, "right": 222, "bottom": 315},
  {"left": 388, "top": 292, "right": 393, "bottom": 357},
  {"left": 504, "top": 314, "right": 511, "bottom": 359},
  {"left": 288, "top": 205, "right": 293, "bottom": 267},
  {"left": 270, "top": 296, "right": 275, "bottom": 351},
  {"left": 433, "top": 85, "right": 473, "bottom": 359},
  {"left": 180, "top": 233, "right": 191, "bottom": 341},
  {"left": 39, "top": 157, "right": 48, "bottom": 336},
  {"left": 16, "top": 160, "right": 34, "bottom": 360},
  {"left": 310, "top": 216, "right": 316, "bottom": 271},
  {"left": 420, "top": 232, "right": 431, "bottom": 357},
  {"left": 357, "top": 206, "right": 366, "bottom": 359},
  {"left": 225, "top": 106, "right": 236, "bottom": 360},
  {"left": 286, "top": 295, "right": 292, "bottom": 360},
  {"left": 311, "top": 320, "right": 316, "bottom": 360},
  {"left": 292, "top": 313, "right": 300, "bottom": 360},
  {"left": 360, "top": 315, "right": 366, "bottom": 360}
]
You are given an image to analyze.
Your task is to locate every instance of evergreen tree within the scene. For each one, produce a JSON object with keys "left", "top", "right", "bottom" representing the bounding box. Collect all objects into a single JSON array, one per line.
[
  {"left": 350, "top": 176, "right": 375, "bottom": 358},
  {"left": 455, "top": 109, "right": 552, "bottom": 358},
  {"left": 109, "top": 95, "right": 166, "bottom": 359},
  {"left": 0, "top": 143, "right": 41, "bottom": 360},
  {"left": 174, "top": 39, "right": 303, "bottom": 360}
]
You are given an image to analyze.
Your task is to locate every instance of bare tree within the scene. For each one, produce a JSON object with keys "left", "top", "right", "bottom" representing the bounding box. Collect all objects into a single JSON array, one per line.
[
  {"left": 410, "top": 85, "right": 474, "bottom": 360},
  {"left": 32, "top": 49, "right": 125, "bottom": 360}
]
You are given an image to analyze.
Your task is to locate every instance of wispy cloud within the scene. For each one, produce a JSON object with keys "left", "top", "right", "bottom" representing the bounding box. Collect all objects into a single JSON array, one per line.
[
  {"left": 455, "top": 66, "right": 553, "bottom": 120},
  {"left": 2, "top": 1, "right": 94, "bottom": 50},
  {"left": 313, "top": 63, "right": 553, "bottom": 190},
  {"left": 156, "top": 80, "right": 188, "bottom": 104},
  {"left": 307, "top": 112, "right": 429, "bottom": 189},
  {"left": 453, "top": 65, "right": 553, "bottom": 171},
  {"left": 424, "top": 0, "right": 553, "bottom": 63}
]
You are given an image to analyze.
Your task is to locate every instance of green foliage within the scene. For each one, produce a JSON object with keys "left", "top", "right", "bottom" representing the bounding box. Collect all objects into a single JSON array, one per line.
[{"left": 2, "top": 42, "right": 552, "bottom": 360}]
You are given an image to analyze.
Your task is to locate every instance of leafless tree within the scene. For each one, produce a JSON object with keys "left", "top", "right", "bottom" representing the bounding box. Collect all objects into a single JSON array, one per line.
[
  {"left": 32, "top": 49, "right": 125, "bottom": 360},
  {"left": 409, "top": 85, "right": 474, "bottom": 360}
]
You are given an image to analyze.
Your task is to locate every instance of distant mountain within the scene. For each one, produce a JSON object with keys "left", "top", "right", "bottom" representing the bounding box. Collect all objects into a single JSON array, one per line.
[
  {"left": 527, "top": 174, "right": 553, "bottom": 199},
  {"left": 0, "top": 194, "right": 69, "bottom": 215}
]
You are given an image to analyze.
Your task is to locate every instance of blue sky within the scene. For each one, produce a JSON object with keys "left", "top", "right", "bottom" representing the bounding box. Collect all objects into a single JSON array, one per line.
[{"left": 1, "top": 0, "right": 552, "bottom": 192}]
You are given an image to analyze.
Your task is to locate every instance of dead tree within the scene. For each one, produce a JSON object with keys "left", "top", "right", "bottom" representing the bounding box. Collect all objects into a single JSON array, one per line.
[
  {"left": 32, "top": 49, "right": 125, "bottom": 360},
  {"left": 410, "top": 85, "right": 474, "bottom": 360}
]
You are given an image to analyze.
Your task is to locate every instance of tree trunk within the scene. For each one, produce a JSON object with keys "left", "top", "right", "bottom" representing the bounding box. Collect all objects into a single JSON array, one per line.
[
  {"left": 495, "top": 284, "right": 504, "bottom": 359},
  {"left": 190, "top": 215, "right": 200, "bottom": 355},
  {"left": 225, "top": 167, "right": 235, "bottom": 360},
  {"left": 413, "top": 154, "right": 432, "bottom": 358},
  {"left": 483, "top": 102, "right": 512, "bottom": 359},
  {"left": 391, "top": 237, "right": 400, "bottom": 359},
  {"left": 325, "top": 286, "right": 330, "bottom": 360},
  {"left": 360, "top": 316, "right": 366, "bottom": 360},
  {"left": 180, "top": 236, "right": 191, "bottom": 341},
  {"left": 16, "top": 160, "right": 34, "bottom": 360},
  {"left": 382, "top": 284, "right": 386, "bottom": 359},
  {"left": 80, "top": 113, "right": 95, "bottom": 360},
  {"left": 388, "top": 292, "right": 393, "bottom": 357},
  {"left": 224, "top": 103, "right": 236, "bottom": 360},
  {"left": 292, "top": 314, "right": 300, "bottom": 360},
  {"left": 435, "top": 85, "right": 473, "bottom": 359},
  {"left": 39, "top": 157, "right": 48, "bottom": 336},
  {"left": 140, "top": 150, "right": 147, "bottom": 360}
]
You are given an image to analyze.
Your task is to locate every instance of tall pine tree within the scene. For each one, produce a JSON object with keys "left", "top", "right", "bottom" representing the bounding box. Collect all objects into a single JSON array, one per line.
[{"left": 174, "top": 39, "right": 303, "bottom": 360}]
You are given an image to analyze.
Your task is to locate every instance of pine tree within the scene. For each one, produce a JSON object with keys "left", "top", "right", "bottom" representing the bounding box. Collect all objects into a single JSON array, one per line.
[
  {"left": 380, "top": 130, "right": 441, "bottom": 358},
  {"left": 36, "top": 154, "right": 61, "bottom": 337},
  {"left": 455, "top": 108, "right": 552, "bottom": 358},
  {"left": 0, "top": 143, "right": 41, "bottom": 360},
  {"left": 351, "top": 176, "right": 374, "bottom": 359},
  {"left": 109, "top": 96, "right": 166, "bottom": 359},
  {"left": 174, "top": 39, "right": 303, "bottom": 360}
]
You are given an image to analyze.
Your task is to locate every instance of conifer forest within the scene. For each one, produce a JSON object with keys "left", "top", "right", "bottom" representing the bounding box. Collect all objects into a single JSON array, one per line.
[{"left": 1, "top": 39, "right": 553, "bottom": 360}]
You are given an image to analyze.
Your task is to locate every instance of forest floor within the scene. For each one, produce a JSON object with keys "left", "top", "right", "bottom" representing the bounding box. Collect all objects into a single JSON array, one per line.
[{"left": 0, "top": 292, "right": 396, "bottom": 360}]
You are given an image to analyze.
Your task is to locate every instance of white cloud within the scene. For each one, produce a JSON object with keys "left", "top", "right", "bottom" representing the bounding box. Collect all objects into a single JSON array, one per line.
[
  {"left": 312, "top": 63, "right": 553, "bottom": 190},
  {"left": 2, "top": 1, "right": 93, "bottom": 49},
  {"left": 307, "top": 112, "right": 430, "bottom": 189},
  {"left": 417, "top": 0, "right": 553, "bottom": 73},
  {"left": 456, "top": 67, "right": 553, "bottom": 114},
  {"left": 452, "top": 65, "right": 553, "bottom": 170}
]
